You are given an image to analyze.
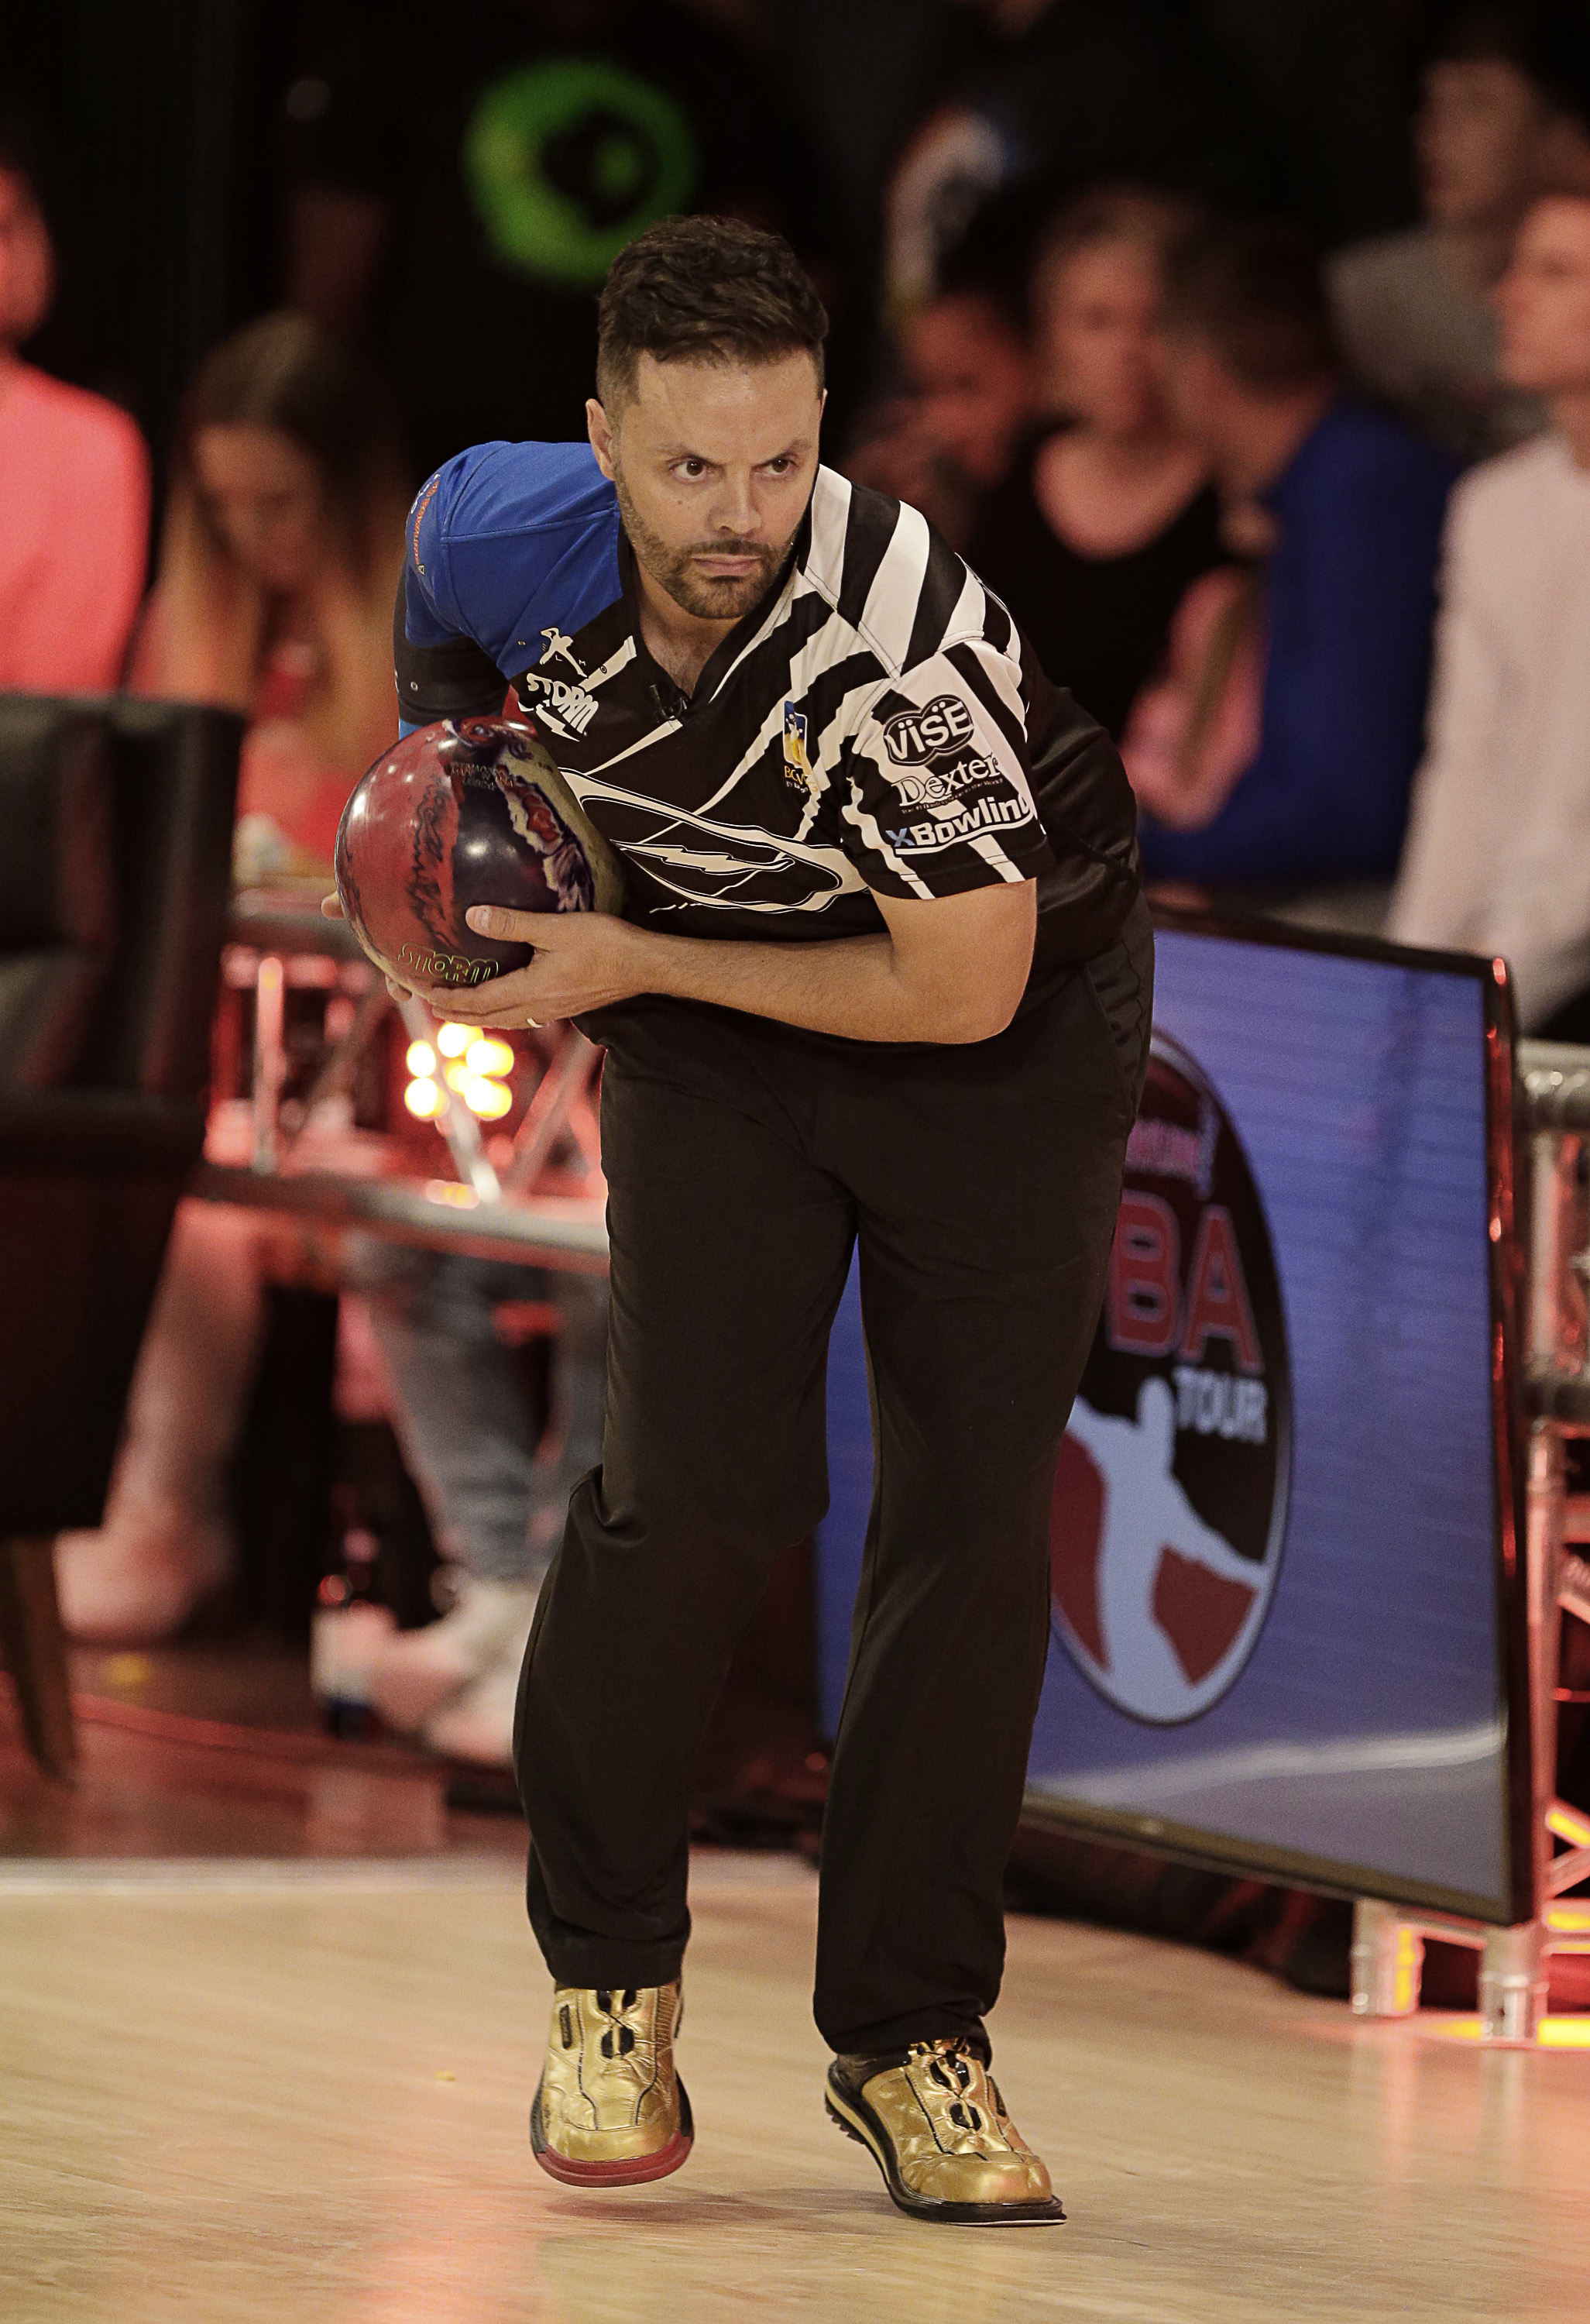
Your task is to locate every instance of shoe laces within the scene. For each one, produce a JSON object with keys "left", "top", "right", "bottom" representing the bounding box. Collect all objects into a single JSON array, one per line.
[
  {"left": 905, "top": 2038, "right": 1004, "bottom": 2143},
  {"left": 592, "top": 1987, "right": 641, "bottom": 2061}
]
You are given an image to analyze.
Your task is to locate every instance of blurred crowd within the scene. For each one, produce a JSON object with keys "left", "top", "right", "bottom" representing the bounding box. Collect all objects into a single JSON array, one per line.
[
  {"left": 4, "top": 1, "right": 1589, "bottom": 1003},
  {"left": 7, "top": 0, "right": 1590, "bottom": 1755}
]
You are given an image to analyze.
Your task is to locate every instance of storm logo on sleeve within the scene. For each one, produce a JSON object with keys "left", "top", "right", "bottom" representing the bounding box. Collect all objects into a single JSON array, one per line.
[{"left": 1049, "top": 1033, "right": 1291, "bottom": 1724}]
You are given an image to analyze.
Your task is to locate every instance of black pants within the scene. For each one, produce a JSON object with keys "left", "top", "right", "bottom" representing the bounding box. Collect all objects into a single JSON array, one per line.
[{"left": 515, "top": 896, "right": 1152, "bottom": 2055}]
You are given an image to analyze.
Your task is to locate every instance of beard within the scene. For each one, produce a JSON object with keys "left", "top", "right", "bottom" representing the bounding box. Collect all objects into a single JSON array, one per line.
[{"left": 612, "top": 463, "right": 799, "bottom": 621}]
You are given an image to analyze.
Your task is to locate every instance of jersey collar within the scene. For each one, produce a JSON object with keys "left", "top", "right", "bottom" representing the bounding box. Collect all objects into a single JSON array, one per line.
[{"left": 616, "top": 500, "right": 812, "bottom": 714}]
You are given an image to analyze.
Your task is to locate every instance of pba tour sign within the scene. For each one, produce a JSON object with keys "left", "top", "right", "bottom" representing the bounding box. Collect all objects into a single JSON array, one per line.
[{"left": 1051, "top": 1033, "right": 1291, "bottom": 1724}]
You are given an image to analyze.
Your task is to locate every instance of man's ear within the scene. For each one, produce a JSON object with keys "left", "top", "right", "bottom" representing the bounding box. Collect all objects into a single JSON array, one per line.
[{"left": 586, "top": 397, "right": 616, "bottom": 480}]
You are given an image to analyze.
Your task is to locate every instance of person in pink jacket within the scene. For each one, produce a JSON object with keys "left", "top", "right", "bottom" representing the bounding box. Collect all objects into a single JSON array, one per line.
[{"left": 0, "top": 130, "right": 149, "bottom": 693}]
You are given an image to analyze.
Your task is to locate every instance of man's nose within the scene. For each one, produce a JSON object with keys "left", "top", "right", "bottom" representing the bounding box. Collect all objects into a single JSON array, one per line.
[{"left": 712, "top": 471, "right": 761, "bottom": 536}]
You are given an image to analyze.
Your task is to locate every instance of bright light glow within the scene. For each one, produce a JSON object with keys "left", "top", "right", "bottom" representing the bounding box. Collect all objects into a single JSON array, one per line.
[
  {"left": 1547, "top": 1900, "right": 1590, "bottom": 1934},
  {"left": 1385, "top": 1927, "right": 1422, "bottom": 2016},
  {"left": 465, "top": 1036, "right": 514, "bottom": 1078},
  {"left": 425, "top": 1180, "right": 478, "bottom": 1209},
  {"left": 442, "top": 1061, "right": 474, "bottom": 1095},
  {"left": 405, "top": 1040, "right": 437, "bottom": 1077},
  {"left": 462, "top": 1074, "right": 513, "bottom": 1120},
  {"left": 1547, "top": 1801, "right": 1590, "bottom": 1848},
  {"left": 437, "top": 1022, "right": 472, "bottom": 1057},
  {"left": 404, "top": 1076, "right": 445, "bottom": 1121},
  {"left": 1437, "top": 2014, "right": 1590, "bottom": 2047}
]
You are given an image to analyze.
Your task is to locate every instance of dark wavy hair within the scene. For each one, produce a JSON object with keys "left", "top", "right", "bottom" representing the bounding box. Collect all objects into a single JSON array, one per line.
[{"left": 596, "top": 215, "right": 828, "bottom": 411}]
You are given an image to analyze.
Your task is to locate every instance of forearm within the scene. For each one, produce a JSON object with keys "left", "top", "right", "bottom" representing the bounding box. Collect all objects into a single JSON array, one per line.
[
  {"left": 623, "top": 924, "right": 993, "bottom": 1043},
  {"left": 452, "top": 884, "right": 1034, "bottom": 1042}
]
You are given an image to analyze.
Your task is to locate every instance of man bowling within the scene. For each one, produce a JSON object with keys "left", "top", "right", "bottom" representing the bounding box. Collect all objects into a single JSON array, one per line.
[{"left": 389, "top": 216, "right": 1150, "bottom": 2224}]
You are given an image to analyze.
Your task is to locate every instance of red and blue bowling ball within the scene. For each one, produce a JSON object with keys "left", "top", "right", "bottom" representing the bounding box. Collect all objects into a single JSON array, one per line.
[{"left": 335, "top": 717, "right": 623, "bottom": 990}]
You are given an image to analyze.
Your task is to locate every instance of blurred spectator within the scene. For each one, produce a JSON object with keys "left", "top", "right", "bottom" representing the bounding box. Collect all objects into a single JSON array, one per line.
[
  {"left": 967, "top": 186, "right": 1222, "bottom": 737},
  {"left": 0, "top": 121, "right": 148, "bottom": 693},
  {"left": 58, "top": 311, "right": 411, "bottom": 1646},
  {"left": 844, "top": 267, "right": 1033, "bottom": 547},
  {"left": 282, "top": 1, "right": 832, "bottom": 476},
  {"left": 59, "top": 310, "right": 600, "bottom": 1761},
  {"left": 1388, "top": 189, "right": 1590, "bottom": 1035},
  {"left": 134, "top": 311, "right": 409, "bottom": 884},
  {"left": 882, "top": 0, "right": 1247, "bottom": 320},
  {"left": 1330, "top": 2, "right": 1590, "bottom": 462},
  {"left": 350, "top": 1247, "right": 607, "bottom": 1762},
  {"left": 1125, "top": 218, "right": 1455, "bottom": 889}
]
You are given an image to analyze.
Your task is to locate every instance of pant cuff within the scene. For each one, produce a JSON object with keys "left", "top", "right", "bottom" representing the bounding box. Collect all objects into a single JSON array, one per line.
[{"left": 823, "top": 2010, "right": 990, "bottom": 2061}]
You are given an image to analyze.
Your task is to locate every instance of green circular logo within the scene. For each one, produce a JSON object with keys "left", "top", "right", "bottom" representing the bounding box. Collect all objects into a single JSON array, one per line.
[{"left": 462, "top": 60, "right": 699, "bottom": 290}]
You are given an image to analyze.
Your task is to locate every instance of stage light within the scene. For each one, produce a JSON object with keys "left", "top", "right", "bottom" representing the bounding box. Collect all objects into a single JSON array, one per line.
[
  {"left": 436, "top": 1022, "right": 472, "bottom": 1057},
  {"left": 443, "top": 1060, "right": 474, "bottom": 1096},
  {"left": 405, "top": 1039, "right": 437, "bottom": 1077},
  {"left": 462, "top": 1074, "right": 513, "bottom": 1120},
  {"left": 404, "top": 1076, "right": 445, "bottom": 1121},
  {"left": 465, "top": 1036, "right": 514, "bottom": 1078}
]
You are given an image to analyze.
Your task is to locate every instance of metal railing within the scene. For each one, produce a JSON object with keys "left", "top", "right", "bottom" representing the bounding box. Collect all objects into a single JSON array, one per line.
[{"left": 1351, "top": 1040, "right": 1590, "bottom": 2038}]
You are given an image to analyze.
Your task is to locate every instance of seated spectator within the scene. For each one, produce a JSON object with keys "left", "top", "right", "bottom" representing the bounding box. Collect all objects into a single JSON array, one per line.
[
  {"left": 1387, "top": 188, "right": 1590, "bottom": 1035},
  {"left": 57, "top": 313, "right": 413, "bottom": 1645},
  {"left": 1329, "top": 2, "right": 1590, "bottom": 462},
  {"left": 59, "top": 315, "right": 603, "bottom": 1763},
  {"left": 968, "top": 186, "right": 1223, "bottom": 739},
  {"left": 1126, "top": 218, "right": 1456, "bottom": 890},
  {"left": 135, "top": 311, "right": 408, "bottom": 881},
  {"left": 0, "top": 122, "right": 149, "bottom": 692},
  {"left": 845, "top": 271, "right": 1033, "bottom": 548}
]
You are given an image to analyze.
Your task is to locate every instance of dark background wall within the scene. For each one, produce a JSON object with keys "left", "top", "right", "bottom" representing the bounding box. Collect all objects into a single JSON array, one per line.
[{"left": 4, "top": 2, "right": 1437, "bottom": 483}]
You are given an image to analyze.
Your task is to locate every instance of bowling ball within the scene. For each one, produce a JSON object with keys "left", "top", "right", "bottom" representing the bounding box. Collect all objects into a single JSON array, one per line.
[{"left": 335, "top": 717, "right": 623, "bottom": 990}]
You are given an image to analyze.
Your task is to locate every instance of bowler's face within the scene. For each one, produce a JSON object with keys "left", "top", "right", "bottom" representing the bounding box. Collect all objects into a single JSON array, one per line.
[{"left": 589, "top": 350, "right": 823, "bottom": 622}]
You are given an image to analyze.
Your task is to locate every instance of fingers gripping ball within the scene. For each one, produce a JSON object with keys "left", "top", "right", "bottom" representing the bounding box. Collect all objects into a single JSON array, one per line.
[{"left": 335, "top": 717, "right": 623, "bottom": 989}]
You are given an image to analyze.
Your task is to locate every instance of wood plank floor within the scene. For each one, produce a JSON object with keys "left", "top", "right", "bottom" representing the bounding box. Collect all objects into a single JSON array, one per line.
[{"left": 2, "top": 1852, "right": 1587, "bottom": 2324}]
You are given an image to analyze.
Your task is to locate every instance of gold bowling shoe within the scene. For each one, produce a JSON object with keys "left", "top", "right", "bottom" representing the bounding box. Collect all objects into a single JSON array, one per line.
[
  {"left": 531, "top": 1981, "right": 693, "bottom": 2186},
  {"left": 826, "top": 2038, "right": 1064, "bottom": 2225}
]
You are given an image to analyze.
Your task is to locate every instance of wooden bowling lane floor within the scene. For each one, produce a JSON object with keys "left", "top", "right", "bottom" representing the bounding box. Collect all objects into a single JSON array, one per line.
[{"left": 3, "top": 1855, "right": 1588, "bottom": 2324}]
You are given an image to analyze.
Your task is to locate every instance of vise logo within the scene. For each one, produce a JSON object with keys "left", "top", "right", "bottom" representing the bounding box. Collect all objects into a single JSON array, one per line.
[
  {"left": 1050, "top": 1032, "right": 1291, "bottom": 1724},
  {"left": 882, "top": 693, "right": 977, "bottom": 765}
]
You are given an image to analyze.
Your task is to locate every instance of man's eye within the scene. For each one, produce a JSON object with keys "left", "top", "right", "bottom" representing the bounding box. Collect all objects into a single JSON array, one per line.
[{"left": 677, "top": 459, "right": 708, "bottom": 479}]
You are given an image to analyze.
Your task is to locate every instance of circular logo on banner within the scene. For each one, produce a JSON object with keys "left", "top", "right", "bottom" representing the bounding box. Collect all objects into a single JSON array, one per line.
[
  {"left": 462, "top": 61, "right": 699, "bottom": 290},
  {"left": 1051, "top": 1032, "right": 1291, "bottom": 1724}
]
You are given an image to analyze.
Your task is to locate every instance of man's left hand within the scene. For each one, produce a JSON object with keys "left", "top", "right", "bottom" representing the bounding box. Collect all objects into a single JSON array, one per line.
[{"left": 436, "top": 907, "right": 651, "bottom": 1026}]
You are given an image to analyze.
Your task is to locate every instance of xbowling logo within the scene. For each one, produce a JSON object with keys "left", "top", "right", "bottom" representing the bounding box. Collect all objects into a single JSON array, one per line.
[{"left": 1050, "top": 1033, "right": 1292, "bottom": 1724}]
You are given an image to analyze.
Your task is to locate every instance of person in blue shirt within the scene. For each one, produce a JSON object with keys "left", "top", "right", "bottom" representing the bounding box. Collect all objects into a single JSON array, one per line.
[{"left": 1129, "top": 218, "right": 1456, "bottom": 891}]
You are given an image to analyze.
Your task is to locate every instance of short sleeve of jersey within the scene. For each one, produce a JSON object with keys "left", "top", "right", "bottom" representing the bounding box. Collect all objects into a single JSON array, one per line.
[
  {"left": 839, "top": 636, "right": 1056, "bottom": 899},
  {"left": 404, "top": 441, "right": 622, "bottom": 671}
]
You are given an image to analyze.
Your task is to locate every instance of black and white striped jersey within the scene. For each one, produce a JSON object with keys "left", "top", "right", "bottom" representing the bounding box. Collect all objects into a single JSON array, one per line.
[{"left": 397, "top": 446, "right": 1141, "bottom": 971}]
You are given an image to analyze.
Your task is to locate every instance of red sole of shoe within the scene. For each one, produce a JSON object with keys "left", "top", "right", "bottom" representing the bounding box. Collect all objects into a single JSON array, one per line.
[{"left": 532, "top": 2129, "right": 694, "bottom": 2188}]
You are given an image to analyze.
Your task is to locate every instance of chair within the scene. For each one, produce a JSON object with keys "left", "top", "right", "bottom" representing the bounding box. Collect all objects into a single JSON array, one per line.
[{"left": 0, "top": 694, "right": 242, "bottom": 1776}]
